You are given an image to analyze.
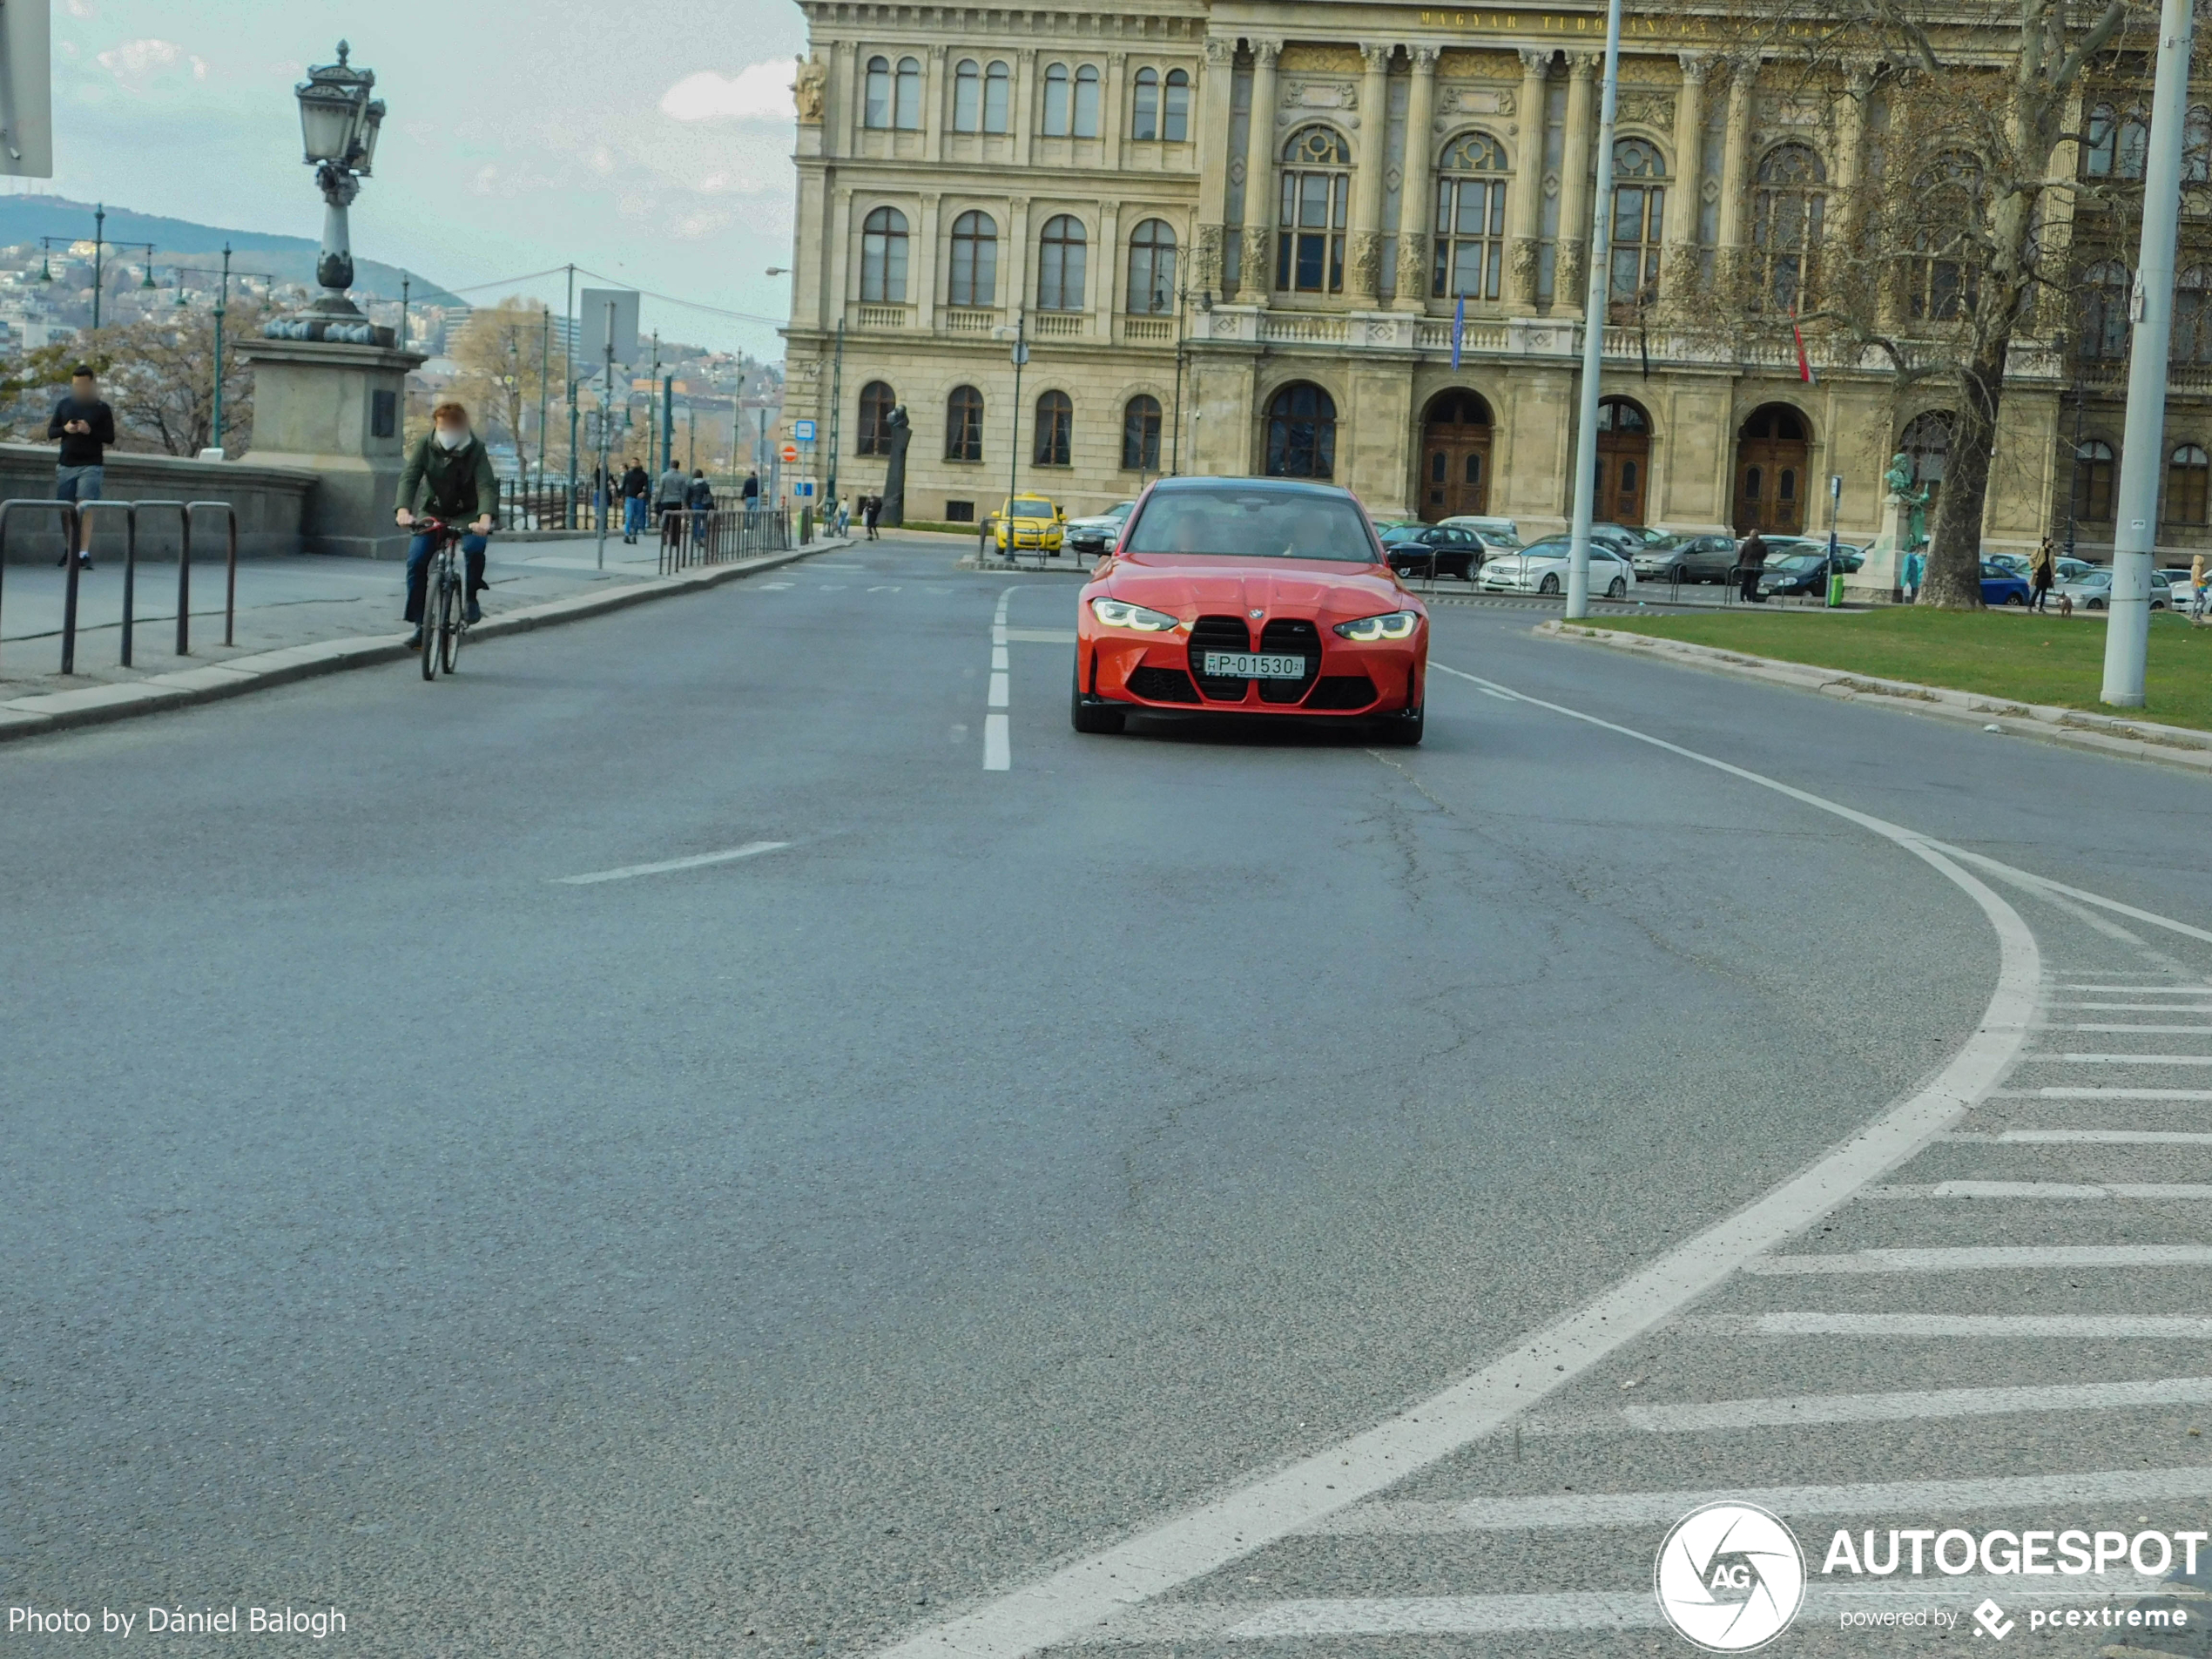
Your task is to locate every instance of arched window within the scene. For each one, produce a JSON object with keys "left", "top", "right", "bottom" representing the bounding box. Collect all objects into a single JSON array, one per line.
[
  {"left": 953, "top": 59, "right": 982, "bottom": 132},
  {"left": 1034, "top": 390, "right": 1073, "bottom": 466},
  {"left": 2078, "top": 438, "right": 2116, "bottom": 521},
  {"left": 1433, "top": 132, "right": 1508, "bottom": 302},
  {"left": 1127, "top": 219, "right": 1177, "bottom": 314},
  {"left": 857, "top": 381, "right": 897, "bottom": 456},
  {"left": 1277, "top": 126, "right": 1352, "bottom": 294},
  {"left": 2169, "top": 443, "right": 2210, "bottom": 525},
  {"left": 860, "top": 206, "right": 909, "bottom": 302},
  {"left": 1163, "top": 69, "right": 1190, "bottom": 143},
  {"left": 2188, "top": 105, "right": 2212, "bottom": 184},
  {"left": 1042, "top": 63, "right": 1072, "bottom": 135},
  {"left": 1608, "top": 138, "right": 1666, "bottom": 319},
  {"left": 2118, "top": 110, "right": 2150, "bottom": 179},
  {"left": 984, "top": 61, "right": 1011, "bottom": 132},
  {"left": 894, "top": 57, "right": 922, "bottom": 130},
  {"left": 1074, "top": 65, "right": 1102, "bottom": 138},
  {"left": 1901, "top": 410, "right": 1952, "bottom": 502},
  {"left": 2082, "top": 259, "right": 2131, "bottom": 361},
  {"left": 946, "top": 385, "right": 985, "bottom": 462},
  {"left": 1265, "top": 382, "right": 1338, "bottom": 478},
  {"left": 1907, "top": 154, "right": 1983, "bottom": 322},
  {"left": 948, "top": 211, "right": 998, "bottom": 308},
  {"left": 1122, "top": 395, "right": 1162, "bottom": 471},
  {"left": 2084, "top": 103, "right": 2116, "bottom": 177},
  {"left": 2175, "top": 266, "right": 2212, "bottom": 364},
  {"left": 1132, "top": 67, "right": 1160, "bottom": 141},
  {"left": 1752, "top": 142, "right": 1826, "bottom": 314},
  {"left": 864, "top": 56, "right": 893, "bottom": 128},
  {"left": 1037, "top": 214, "right": 1087, "bottom": 310}
]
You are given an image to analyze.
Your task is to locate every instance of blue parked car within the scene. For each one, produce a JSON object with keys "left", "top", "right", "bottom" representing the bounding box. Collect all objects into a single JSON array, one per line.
[{"left": 1979, "top": 559, "right": 2031, "bottom": 606}]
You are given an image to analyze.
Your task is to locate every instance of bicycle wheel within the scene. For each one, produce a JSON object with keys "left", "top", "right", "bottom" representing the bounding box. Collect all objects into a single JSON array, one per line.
[
  {"left": 420, "top": 564, "right": 441, "bottom": 681},
  {"left": 438, "top": 566, "right": 464, "bottom": 673}
]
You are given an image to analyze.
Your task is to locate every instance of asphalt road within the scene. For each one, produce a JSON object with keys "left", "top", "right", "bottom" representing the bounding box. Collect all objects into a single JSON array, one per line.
[{"left": 3, "top": 535, "right": 2208, "bottom": 1656}]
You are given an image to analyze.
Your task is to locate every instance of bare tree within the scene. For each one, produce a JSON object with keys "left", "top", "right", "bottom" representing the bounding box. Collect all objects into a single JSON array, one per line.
[
  {"left": 449, "top": 296, "right": 567, "bottom": 490},
  {"left": 0, "top": 301, "right": 269, "bottom": 455}
]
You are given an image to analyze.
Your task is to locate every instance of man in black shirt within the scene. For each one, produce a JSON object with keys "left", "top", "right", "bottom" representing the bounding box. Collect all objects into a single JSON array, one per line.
[{"left": 47, "top": 365, "right": 116, "bottom": 568}]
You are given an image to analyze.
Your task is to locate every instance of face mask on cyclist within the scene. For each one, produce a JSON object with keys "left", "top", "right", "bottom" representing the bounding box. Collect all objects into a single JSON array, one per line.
[{"left": 435, "top": 424, "right": 470, "bottom": 450}]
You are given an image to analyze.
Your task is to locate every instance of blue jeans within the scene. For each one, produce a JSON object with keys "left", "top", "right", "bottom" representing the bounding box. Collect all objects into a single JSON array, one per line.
[
  {"left": 624, "top": 496, "right": 646, "bottom": 536},
  {"left": 405, "top": 531, "right": 487, "bottom": 624}
]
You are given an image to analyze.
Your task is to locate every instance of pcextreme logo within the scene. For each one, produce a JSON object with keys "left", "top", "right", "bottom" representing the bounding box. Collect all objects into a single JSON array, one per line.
[{"left": 1655, "top": 1502, "right": 1807, "bottom": 1651}]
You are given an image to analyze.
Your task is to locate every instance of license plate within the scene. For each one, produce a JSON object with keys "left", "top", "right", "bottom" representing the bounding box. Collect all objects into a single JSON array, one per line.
[{"left": 1203, "top": 651, "right": 1305, "bottom": 679}]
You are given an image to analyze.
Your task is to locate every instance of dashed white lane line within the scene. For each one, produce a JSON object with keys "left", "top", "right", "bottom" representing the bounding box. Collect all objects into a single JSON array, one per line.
[
  {"left": 983, "top": 716, "right": 1010, "bottom": 771},
  {"left": 553, "top": 840, "right": 790, "bottom": 885},
  {"left": 1745, "top": 1244, "right": 2212, "bottom": 1273},
  {"left": 1689, "top": 1312, "right": 2212, "bottom": 1339},
  {"left": 983, "top": 587, "right": 1020, "bottom": 772},
  {"left": 873, "top": 663, "right": 2040, "bottom": 1659}
]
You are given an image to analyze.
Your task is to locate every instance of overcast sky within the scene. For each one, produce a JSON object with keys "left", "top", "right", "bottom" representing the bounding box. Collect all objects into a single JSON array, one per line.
[{"left": 17, "top": 0, "right": 806, "bottom": 358}]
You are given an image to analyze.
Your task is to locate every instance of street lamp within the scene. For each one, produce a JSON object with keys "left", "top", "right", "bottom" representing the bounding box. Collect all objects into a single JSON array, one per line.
[{"left": 274, "top": 41, "right": 388, "bottom": 334}]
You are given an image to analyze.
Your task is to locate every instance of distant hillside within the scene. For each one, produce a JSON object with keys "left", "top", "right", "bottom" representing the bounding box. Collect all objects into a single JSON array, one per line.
[{"left": 0, "top": 195, "right": 466, "bottom": 307}]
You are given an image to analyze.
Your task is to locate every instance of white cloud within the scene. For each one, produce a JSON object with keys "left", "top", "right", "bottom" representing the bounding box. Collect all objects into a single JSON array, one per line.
[
  {"left": 659, "top": 62, "right": 795, "bottom": 124},
  {"left": 95, "top": 37, "right": 194, "bottom": 91},
  {"left": 65, "top": 0, "right": 97, "bottom": 18}
]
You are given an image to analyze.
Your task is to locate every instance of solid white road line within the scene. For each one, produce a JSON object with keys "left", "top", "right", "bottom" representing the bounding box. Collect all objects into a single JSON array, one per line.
[
  {"left": 1312, "top": 1466, "right": 2212, "bottom": 1534},
  {"left": 1690, "top": 1312, "right": 2212, "bottom": 1339},
  {"left": 2046, "top": 1023, "right": 2212, "bottom": 1035},
  {"left": 1875, "top": 1181, "right": 2212, "bottom": 1200},
  {"left": 2054, "top": 983, "right": 2212, "bottom": 993},
  {"left": 2048, "top": 1001, "right": 2212, "bottom": 1012},
  {"left": 1518, "top": 1374, "right": 2212, "bottom": 1439},
  {"left": 553, "top": 840, "right": 789, "bottom": 885},
  {"left": 2010, "top": 1087, "right": 2212, "bottom": 1099},
  {"left": 1746, "top": 1244, "right": 2212, "bottom": 1273},
  {"left": 1969, "top": 1129, "right": 2212, "bottom": 1145},
  {"left": 870, "top": 664, "right": 2040, "bottom": 1659},
  {"left": 983, "top": 714, "right": 1010, "bottom": 772},
  {"left": 1936, "top": 845, "right": 2212, "bottom": 948},
  {"left": 2027, "top": 1053, "right": 2212, "bottom": 1064}
]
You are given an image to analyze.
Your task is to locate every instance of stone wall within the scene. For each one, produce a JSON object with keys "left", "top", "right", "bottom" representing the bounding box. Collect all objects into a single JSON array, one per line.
[{"left": 0, "top": 443, "right": 317, "bottom": 563}]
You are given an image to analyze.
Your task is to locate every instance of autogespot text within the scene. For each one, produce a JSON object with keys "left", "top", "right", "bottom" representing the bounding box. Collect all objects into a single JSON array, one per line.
[{"left": 1820, "top": 1524, "right": 2205, "bottom": 1578}]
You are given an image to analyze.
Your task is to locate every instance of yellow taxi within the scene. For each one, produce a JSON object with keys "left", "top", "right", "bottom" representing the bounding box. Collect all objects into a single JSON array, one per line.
[{"left": 989, "top": 494, "right": 1064, "bottom": 553}]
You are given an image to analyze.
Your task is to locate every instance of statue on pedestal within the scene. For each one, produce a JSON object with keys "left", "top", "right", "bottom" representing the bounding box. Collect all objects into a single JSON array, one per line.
[{"left": 881, "top": 405, "right": 912, "bottom": 527}]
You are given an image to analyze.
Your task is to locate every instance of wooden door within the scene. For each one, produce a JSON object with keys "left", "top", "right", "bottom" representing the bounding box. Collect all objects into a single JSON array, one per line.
[
  {"left": 1594, "top": 442, "right": 1647, "bottom": 524},
  {"left": 1734, "top": 440, "right": 1808, "bottom": 534},
  {"left": 1420, "top": 430, "right": 1493, "bottom": 520}
]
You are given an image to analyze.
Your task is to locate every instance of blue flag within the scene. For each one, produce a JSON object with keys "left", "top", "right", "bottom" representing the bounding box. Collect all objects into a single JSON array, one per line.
[{"left": 1451, "top": 293, "right": 1465, "bottom": 371}]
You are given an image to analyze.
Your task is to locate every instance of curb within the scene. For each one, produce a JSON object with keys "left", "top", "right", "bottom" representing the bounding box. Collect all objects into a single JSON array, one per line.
[
  {"left": 1537, "top": 619, "right": 2212, "bottom": 779},
  {"left": 0, "top": 540, "right": 848, "bottom": 745}
]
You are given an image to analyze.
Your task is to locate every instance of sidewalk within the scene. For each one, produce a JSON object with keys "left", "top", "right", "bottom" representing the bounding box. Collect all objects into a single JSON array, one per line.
[{"left": 0, "top": 531, "right": 843, "bottom": 740}]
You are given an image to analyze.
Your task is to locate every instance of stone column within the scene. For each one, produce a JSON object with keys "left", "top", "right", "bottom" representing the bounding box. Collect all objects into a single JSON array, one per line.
[
  {"left": 1106, "top": 51, "right": 1129, "bottom": 171},
  {"left": 1193, "top": 37, "right": 1238, "bottom": 299},
  {"left": 915, "top": 192, "right": 941, "bottom": 326},
  {"left": 1716, "top": 58, "right": 1756, "bottom": 296},
  {"left": 1395, "top": 46, "right": 1440, "bottom": 311},
  {"left": 1555, "top": 53, "right": 1597, "bottom": 316},
  {"left": 829, "top": 39, "right": 858, "bottom": 159},
  {"left": 1015, "top": 49, "right": 1039, "bottom": 168},
  {"left": 1663, "top": 55, "right": 1708, "bottom": 297},
  {"left": 1237, "top": 38, "right": 1283, "bottom": 305},
  {"left": 1352, "top": 44, "right": 1395, "bottom": 305},
  {"left": 926, "top": 45, "right": 948, "bottom": 161},
  {"left": 240, "top": 337, "right": 426, "bottom": 559},
  {"left": 828, "top": 186, "right": 855, "bottom": 317},
  {"left": 1005, "top": 195, "right": 1033, "bottom": 317},
  {"left": 1507, "top": 49, "right": 1550, "bottom": 311},
  {"left": 1096, "top": 201, "right": 1122, "bottom": 339},
  {"left": 1829, "top": 60, "right": 1872, "bottom": 274}
]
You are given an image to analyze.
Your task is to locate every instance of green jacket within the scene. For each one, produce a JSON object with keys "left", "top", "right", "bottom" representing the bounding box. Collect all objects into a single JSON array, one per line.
[{"left": 396, "top": 433, "right": 500, "bottom": 528}]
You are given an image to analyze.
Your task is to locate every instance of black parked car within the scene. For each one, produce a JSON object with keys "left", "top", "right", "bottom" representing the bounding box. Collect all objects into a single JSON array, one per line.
[
  {"left": 1757, "top": 552, "right": 1834, "bottom": 597},
  {"left": 1380, "top": 523, "right": 1488, "bottom": 580}
]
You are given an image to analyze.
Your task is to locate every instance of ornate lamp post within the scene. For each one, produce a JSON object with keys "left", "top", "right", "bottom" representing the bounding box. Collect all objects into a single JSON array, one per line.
[{"left": 267, "top": 41, "right": 388, "bottom": 340}]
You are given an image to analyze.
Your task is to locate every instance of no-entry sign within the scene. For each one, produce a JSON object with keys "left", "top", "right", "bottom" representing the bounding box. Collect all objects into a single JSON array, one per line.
[{"left": 781, "top": 442, "right": 799, "bottom": 462}]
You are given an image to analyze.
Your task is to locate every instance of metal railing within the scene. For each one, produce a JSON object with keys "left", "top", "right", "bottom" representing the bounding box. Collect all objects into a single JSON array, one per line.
[
  {"left": 1, "top": 496, "right": 239, "bottom": 677},
  {"left": 657, "top": 506, "right": 793, "bottom": 576}
]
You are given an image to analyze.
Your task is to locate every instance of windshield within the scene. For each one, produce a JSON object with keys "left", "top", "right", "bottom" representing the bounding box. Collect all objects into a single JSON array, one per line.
[
  {"left": 1480, "top": 531, "right": 1523, "bottom": 550},
  {"left": 1123, "top": 486, "right": 1379, "bottom": 562},
  {"left": 1011, "top": 501, "right": 1053, "bottom": 519},
  {"left": 1772, "top": 555, "right": 1824, "bottom": 571}
]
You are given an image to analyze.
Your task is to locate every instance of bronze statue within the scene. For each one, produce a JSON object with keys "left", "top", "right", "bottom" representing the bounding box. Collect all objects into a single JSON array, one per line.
[
  {"left": 880, "top": 405, "right": 912, "bottom": 528},
  {"left": 1885, "top": 451, "right": 1930, "bottom": 550}
]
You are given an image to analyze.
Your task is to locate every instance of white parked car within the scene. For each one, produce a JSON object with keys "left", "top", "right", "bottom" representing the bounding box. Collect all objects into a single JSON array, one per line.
[
  {"left": 2054, "top": 567, "right": 2173, "bottom": 610},
  {"left": 1440, "top": 514, "right": 1523, "bottom": 545},
  {"left": 1478, "top": 536, "right": 1639, "bottom": 598}
]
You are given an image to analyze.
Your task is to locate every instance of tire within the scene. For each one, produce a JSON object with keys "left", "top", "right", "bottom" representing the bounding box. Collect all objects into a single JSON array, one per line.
[
  {"left": 420, "top": 578, "right": 440, "bottom": 680},
  {"left": 2005, "top": 592, "right": 2026, "bottom": 607},
  {"left": 2088, "top": 597, "right": 2107, "bottom": 610},
  {"left": 440, "top": 573, "right": 465, "bottom": 672},
  {"left": 1607, "top": 577, "right": 1628, "bottom": 599},
  {"left": 1374, "top": 698, "right": 1425, "bottom": 746},
  {"left": 1539, "top": 573, "right": 1561, "bottom": 596},
  {"left": 1070, "top": 662, "right": 1126, "bottom": 734}
]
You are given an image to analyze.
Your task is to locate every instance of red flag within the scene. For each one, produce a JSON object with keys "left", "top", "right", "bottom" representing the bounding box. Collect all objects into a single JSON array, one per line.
[{"left": 1792, "top": 312, "right": 1817, "bottom": 385}]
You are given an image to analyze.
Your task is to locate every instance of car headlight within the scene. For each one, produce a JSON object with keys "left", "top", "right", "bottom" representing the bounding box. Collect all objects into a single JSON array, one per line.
[
  {"left": 1089, "top": 597, "right": 1181, "bottom": 632},
  {"left": 1333, "top": 610, "right": 1420, "bottom": 642}
]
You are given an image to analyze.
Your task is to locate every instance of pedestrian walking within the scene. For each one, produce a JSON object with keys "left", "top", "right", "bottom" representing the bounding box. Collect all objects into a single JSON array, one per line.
[
  {"left": 741, "top": 469, "right": 760, "bottom": 517},
  {"left": 47, "top": 363, "right": 115, "bottom": 569},
  {"left": 685, "top": 469, "right": 714, "bottom": 548},
  {"left": 620, "top": 459, "right": 649, "bottom": 543},
  {"left": 2029, "top": 536, "right": 2056, "bottom": 613},
  {"left": 1902, "top": 547, "right": 1925, "bottom": 604},
  {"left": 654, "top": 460, "right": 687, "bottom": 547},
  {"left": 2191, "top": 550, "right": 2209, "bottom": 624},
  {"left": 863, "top": 494, "right": 881, "bottom": 541},
  {"left": 1734, "top": 528, "right": 1770, "bottom": 604},
  {"left": 836, "top": 497, "right": 852, "bottom": 537}
]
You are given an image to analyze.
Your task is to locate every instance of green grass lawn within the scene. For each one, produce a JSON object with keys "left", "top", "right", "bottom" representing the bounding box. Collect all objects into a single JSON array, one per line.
[{"left": 1586, "top": 605, "right": 2212, "bottom": 732}]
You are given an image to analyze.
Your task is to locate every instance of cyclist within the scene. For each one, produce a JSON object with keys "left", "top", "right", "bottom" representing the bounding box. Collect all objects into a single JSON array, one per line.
[{"left": 395, "top": 400, "right": 498, "bottom": 648}]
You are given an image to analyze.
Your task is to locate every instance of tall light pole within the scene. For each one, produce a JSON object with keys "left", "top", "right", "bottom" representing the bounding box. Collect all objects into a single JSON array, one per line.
[
  {"left": 1563, "top": 0, "right": 1625, "bottom": 618},
  {"left": 173, "top": 246, "right": 273, "bottom": 456},
  {"left": 565, "top": 265, "right": 579, "bottom": 529},
  {"left": 2101, "top": 0, "right": 2193, "bottom": 706},
  {"left": 283, "top": 43, "right": 386, "bottom": 329}
]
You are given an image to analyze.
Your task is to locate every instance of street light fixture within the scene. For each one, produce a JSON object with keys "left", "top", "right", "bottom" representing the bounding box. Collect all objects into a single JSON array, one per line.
[{"left": 269, "top": 40, "right": 389, "bottom": 340}]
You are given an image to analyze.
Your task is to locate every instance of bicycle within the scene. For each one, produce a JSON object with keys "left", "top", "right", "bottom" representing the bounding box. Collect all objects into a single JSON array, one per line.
[{"left": 408, "top": 514, "right": 470, "bottom": 680}]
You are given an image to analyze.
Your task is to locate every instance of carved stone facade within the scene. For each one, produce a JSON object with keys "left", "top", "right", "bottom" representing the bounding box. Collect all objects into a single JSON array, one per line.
[{"left": 779, "top": 2, "right": 2090, "bottom": 548}]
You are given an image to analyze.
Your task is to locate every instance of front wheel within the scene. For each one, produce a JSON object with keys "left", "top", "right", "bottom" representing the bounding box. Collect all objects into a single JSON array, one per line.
[
  {"left": 2005, "top": 592, "right": 2027, "bottom": 607},
  {"left": 1607, "top": 577, "right": 1628, "bottom": 599},
  {"left": 439, "top": 572, "right": 465, "bottom": 671},
  {"left": 1070, "top": 662, "right": 1126, "bottom": 734},
  {"left": 2088, "top": 597, "right": 2107, "bottom": 610},
  {"left": 420, "top": 582, "right": 441, "bottom": 680},
  {"left": 1538, "top": 573, "right": 1561, "bottom": 596}
]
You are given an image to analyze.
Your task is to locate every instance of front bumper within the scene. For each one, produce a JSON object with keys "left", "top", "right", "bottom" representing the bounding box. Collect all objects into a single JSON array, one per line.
[{"left": 1082, "top": 628, "right": 1420, "bottom": 717}]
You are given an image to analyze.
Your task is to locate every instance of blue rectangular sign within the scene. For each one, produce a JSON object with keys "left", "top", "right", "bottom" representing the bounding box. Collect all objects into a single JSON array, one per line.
[
  {"left": 793, "top": 480, "right": 816, "bottom": 497},
  {"left": 792, "top": 419, "right": 817, "bottom": 442}
]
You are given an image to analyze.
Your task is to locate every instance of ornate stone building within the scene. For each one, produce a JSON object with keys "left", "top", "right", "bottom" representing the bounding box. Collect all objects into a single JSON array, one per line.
[{"left": 779, "top": 3, "right": 2204, "bottom": 554}]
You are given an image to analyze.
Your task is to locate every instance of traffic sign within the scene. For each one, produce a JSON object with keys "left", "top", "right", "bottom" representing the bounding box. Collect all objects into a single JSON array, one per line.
[
  {"left": 781, "top": 442, "right": 799, "bottom": 462},
  {"left": 794, "top": 481, "right": 816, "bottom": 497},
  {"left": 792, "top": 419, "right": 817, "bottom": 442}
]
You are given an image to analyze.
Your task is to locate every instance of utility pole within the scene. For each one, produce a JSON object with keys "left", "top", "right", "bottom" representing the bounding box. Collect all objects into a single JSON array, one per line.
[
  {"left": 565, "top": 265, "right": 579, "bottom": 529},
  {"left": 1563, "top": 0, "right": 1625, "bottom": 619},
  {"left": 2101, "top": 0, "right": 2193, "bottom": 706},
  {"left": 662, "top": 372, "right": 675, "bottom": 479},
  {"left": 400, "top": 273, "right": 410, "bottom": 351},
  {"left": 91, "top": 202, "right": 105, "bottom": 332},
  {"left": 646, "top": 331, "right": 662, "bottom": 478},
  {"left": 536, "top": 305, "right": 551, "bottom": 524},
  {"left": 1007, "top": 308, "right": 1028, "bottom": 522},
  {"left": 826, "top": 318, "right": 846, "bottom": 516},
  {"left": 596, "top": 297, "right": 617, "bottom": 571},
  {"left": 212, "top": 246, "right": 227, "bottom": 456}
]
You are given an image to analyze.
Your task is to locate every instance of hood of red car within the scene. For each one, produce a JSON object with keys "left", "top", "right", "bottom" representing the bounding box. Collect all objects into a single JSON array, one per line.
[{"left": 1097, "top": 553, "right": 1416, "bottom": 620}]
